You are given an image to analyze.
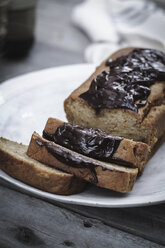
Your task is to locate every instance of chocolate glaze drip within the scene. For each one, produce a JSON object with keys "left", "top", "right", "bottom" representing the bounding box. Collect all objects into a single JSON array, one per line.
[
  {"left": 42, "top": 123, "right": 129, "bottom": 166},
  {"left": 42, "top": 130, "right": 54, "bottom": 141},
  {"left": 80, "top": 48, "right": 165, "bottom": 112},
  {"left": 35, "top": 138, "right": 100, "bottom": 183}
]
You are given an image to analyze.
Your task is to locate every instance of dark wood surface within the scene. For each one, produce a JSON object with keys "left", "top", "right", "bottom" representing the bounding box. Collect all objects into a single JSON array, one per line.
[{"left": 0, "top": 1, "right": 165, "bottom": 247}]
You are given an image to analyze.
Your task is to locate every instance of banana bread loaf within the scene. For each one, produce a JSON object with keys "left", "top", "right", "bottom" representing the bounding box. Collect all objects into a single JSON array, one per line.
[
  {"left": 43, "top": 117, "right": 149, "bottom": 174},
  {"left": 64, "top": 47, "right": 165, "bottom": 149},
  {"left": 0, "top": 137, "right": 86, "bottom": 195},
  {"left": 27, "top": 132, "right": 138, "bottom": 193}
]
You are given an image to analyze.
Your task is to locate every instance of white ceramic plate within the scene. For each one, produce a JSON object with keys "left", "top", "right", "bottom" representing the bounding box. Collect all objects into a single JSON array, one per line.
[{"left": 0, "top": 64, "right": 165, "bottom": 208}]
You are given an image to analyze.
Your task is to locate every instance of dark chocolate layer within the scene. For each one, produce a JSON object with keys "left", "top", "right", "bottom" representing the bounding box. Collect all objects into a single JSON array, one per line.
[
  {"left": 80, "top": 48, "right": 165, "bottom": 112},
  {"left": 43, "top": 123, "right": 128, "bottom": 166},
  {"left": 36, "top": 138, "right": 102, "bottom": 183}
]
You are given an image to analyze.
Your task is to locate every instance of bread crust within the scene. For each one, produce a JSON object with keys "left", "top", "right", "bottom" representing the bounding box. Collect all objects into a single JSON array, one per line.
[
  {"left": 0, "top": 138, "right": 86, "bottom": 195},
  {"left": 64, "top": 47, "right": 165, "bottom": 147},
  {"left": 27, "top": 132, "right": 138, "bottom": 193},
  {"left": 44, "top": 117, "right": 149, "bottom": 173}
]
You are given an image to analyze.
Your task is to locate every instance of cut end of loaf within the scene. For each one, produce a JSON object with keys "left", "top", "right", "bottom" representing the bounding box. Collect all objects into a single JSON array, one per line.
[{"left": 64, "top": 97, "right": 155, "bottom": 146}]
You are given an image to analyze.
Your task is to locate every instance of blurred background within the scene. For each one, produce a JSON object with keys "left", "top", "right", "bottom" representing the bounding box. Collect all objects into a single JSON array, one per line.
[{"left": 0, "top": 0, "right": 165, "bottom": 83}]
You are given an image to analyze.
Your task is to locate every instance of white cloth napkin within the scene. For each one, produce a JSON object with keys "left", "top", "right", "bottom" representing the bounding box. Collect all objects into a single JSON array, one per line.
[{"left": 72, "top": 0, "right": 165, "bottom": 63}]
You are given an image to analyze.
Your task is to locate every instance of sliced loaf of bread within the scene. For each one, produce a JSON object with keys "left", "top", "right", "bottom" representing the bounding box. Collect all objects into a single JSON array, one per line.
[
  {"left": 27, "top": 132, "right": 138, "bottom": 193},
  {"left": 43, "top": 117, "right": 149, "bottom": 174},
  {"left": 0, "top": 137, "right": 86, "bottom": 195}
]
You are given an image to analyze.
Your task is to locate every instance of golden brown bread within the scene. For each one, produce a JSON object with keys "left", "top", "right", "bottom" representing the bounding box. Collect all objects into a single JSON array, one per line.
[
  {"left": 0, "top": 137, "right": 86, "bottom": 195},
  {"left": 27, "top": 132, "right": 138, "bottom": 193},
  {"left": 43, "top": 117, "right": 150, "bottom": 174},
  {"left": 64, "top": 47, "right": 165, "bottom": 148}
]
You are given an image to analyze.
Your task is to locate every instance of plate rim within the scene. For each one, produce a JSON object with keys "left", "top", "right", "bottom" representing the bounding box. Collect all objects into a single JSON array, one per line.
[{"left": 1, "top": 169, "right": 165, "bottom": 208}]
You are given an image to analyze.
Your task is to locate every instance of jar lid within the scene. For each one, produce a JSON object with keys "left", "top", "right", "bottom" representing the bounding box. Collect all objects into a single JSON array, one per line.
[{"left": 9, "top": 0, "right": 38, "bottom": 10}]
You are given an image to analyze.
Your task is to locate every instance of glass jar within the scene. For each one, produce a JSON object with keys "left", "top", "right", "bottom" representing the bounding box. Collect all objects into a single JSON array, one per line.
[
  {"left": 4, "top": 0, "right": 38, "bottom": 58},
  {"left": 0, "top": 0, "right": 9, "bottom": 56}
]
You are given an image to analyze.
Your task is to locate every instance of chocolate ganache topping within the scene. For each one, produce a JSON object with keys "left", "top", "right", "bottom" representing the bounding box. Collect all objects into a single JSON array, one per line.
[
  {"left": 80, "top": 48, "right": 165, "bottom": 113},
  {"left": 42, "top": 123, "right": 131, "bottom": 166},
  {"left": 36, "top": 138, "right": 101, "bottom": 183}
]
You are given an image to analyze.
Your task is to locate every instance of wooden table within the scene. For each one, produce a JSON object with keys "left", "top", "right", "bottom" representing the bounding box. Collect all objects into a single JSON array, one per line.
[{"left": 0, "top": 1, "right": 165, "bottom": 247}]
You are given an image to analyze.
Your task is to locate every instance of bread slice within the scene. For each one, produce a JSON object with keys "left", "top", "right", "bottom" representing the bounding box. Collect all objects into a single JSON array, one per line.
[
  {"left": 43, "top": 117, "right": 149, "bottom": 174},
  {"left": 0, "top": 137, "right": 86, "bottom": 195},
  {"left": 27, "top": 132, "right": 138, "bottom": 193},
  {"left": 64, "top": 47, "right": 165, "bottom": 148}
]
